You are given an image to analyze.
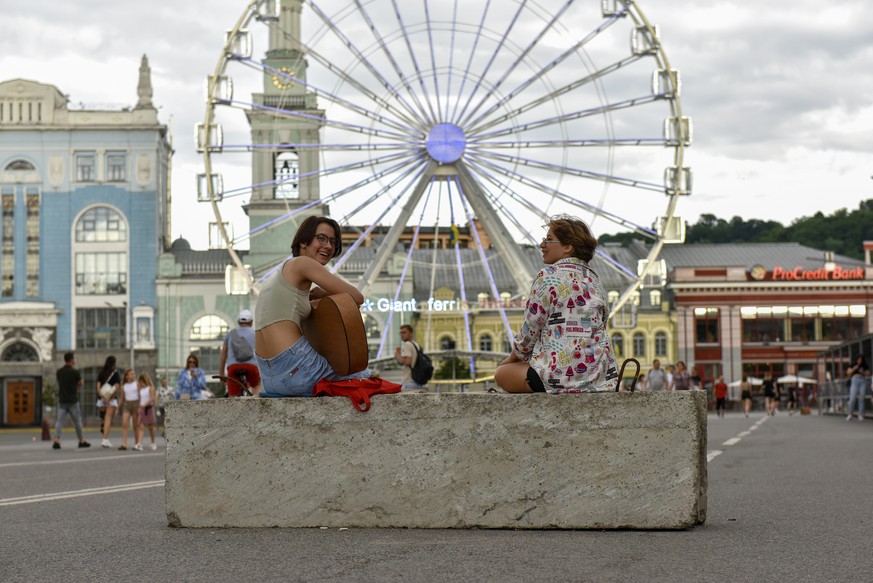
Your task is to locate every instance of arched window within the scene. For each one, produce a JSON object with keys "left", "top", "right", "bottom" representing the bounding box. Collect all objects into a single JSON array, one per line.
[
  {"left": 76, "top": 206, "right": 127, "bottom": 242},
  {"left": 4, "top": 160, "right": 35, "bottom": 171},
  {"left": 612, "top": 333, "right": 624, "bottom": 358},
  {"left": 440, "top": 336, "right": 456, "bottom": 350},
  {"left": 633, "top": 332, "right": 645, "bottom": 357},
  {"left": 275, "top": 150, "right": 299, "bottom": 199},
  {"left": 655, "top": 332, "right": 668, "bottom": 357},
  {"left": 1, "top": 342, "right": 39, "bottom": 362},
  {"left": 479, "top": 334, "right": 493, "bottom": 352},
  {"left": 187, "top": 315, "right": 230, "bottom": 374}
]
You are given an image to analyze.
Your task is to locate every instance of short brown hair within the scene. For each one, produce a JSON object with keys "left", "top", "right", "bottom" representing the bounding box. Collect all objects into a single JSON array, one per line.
[
  {"left": 547, "top": 215, "right": 597, "bottom": 262},
  {"left": 400, "top": 324, "right": 413, "bottom": 333},
  {"left": 291, "top": 215, "right": 342, "bottom": 258}
]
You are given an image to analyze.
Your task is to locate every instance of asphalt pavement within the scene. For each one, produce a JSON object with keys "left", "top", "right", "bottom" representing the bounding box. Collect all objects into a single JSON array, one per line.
[{"left": 2, "top": 409, "right": 872, "bottom": 582}]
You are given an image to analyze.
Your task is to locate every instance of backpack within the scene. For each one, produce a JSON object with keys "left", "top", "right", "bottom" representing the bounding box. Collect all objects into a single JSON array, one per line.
[
  {"left": 229, "top": 328, "right": 254, "bottom": 362},
  {"left": 410, "top": 342, "right": 434, "bottom": 385}
]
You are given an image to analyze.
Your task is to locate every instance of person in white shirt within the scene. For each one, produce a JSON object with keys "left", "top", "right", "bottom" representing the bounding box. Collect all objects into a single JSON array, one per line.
[
  {"left": 136, "top": 372, "right": 158, "bottom": 450},
  {"left": 646, "top": 359, "right": 668, "bottom": 391},
  {"left": 116, "top": 369, "right": 141, "bottom": 451}
]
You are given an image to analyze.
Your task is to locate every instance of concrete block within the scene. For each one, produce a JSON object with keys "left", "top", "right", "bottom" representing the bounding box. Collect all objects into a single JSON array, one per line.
[{"left": 165, "top": 392, "right": 707, "bottom": 529}]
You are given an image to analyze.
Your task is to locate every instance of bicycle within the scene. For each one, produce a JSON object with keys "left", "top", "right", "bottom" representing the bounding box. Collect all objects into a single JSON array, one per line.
[{"left": 213, "top": 362, "right": 260, "bottom": 397}]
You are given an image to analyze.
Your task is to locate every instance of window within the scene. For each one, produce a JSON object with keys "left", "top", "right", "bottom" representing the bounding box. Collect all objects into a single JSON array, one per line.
[
  {"left": 106, "top": 152, "right": 127, "bottom": 182},
  {"left": 188, "top": 315, "right": 230, "bottom": 375},
  {"left": 190, "top": 315, "right": 229, "bottom": 341},
  {"left": 440, "top": 336, "right": 456, "bottom": 350},
  {"left": 1, "top": 189, "right": 13, "bottom": 297},
  {"left": 363, "top": 314, "right": 381, "bottom": 339},
  {"left": 75, "top": 253, "right": 128, "bottom": 295},
  {"left": 694, "top": 307, "right": 719, "bottom": 344},
  {"left": 1, "top": 342, "right": 39, "bottom": 362},
  {"left": 649, "top": 290, "right": 661, "bottom": 307},
  {"left": 742, "top": 318, "right": 784, "bottom": 343},
  {"left": 479, "top": 334, "right": 493, "bottom": 352},
  {"left": 607, "top": 290, "right": 619, "bottom": 304},
  {"left": 632, "top": 332, "right": 645, "bottom": 357},
  {"left": 25, "top": 189, "right": 39, "bottom": 296},
  {"left": 612, "top": 333, "right": 624, "bottom": 358},
  {"left": 76, "top": 152, "right": 96, "bottom": 182},
  {"left": 654, "top": 331, "right": 668, "bottom": 357},
  {"left": 274, "top": 151, "right": 299, "bottom": 199},
  {"left": 77, "top": 308, "right": 126, "bottom": 349},
  {"left": 4, "top": 160, "right": 35, "bottom": 171},
  {"left": 76, "top": 207, "right": 127, "bottom": 242}
]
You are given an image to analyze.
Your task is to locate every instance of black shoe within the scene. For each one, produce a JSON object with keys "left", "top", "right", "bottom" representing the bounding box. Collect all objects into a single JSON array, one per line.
[
  {"left": 78, "top": 441, "right": 91, "bottom": 448},
  {"left": 118, "top": 446, "right": 127, "bottom": 450},
  {"left": 52, "top": 442, "right": 60, "bottom": 449}
]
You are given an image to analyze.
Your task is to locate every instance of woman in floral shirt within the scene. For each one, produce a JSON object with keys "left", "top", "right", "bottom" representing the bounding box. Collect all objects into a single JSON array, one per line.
[{"left": 495, "top": 216, "right": 618, "bottom": 393}]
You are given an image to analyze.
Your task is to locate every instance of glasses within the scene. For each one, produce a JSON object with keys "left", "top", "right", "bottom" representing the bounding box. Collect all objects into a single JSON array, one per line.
[
  {"left": 541, "top": 238, "right": 562, "bottom": 245},
  {"left": 313, "top": 233, "right": 338, "bottom": 247}
]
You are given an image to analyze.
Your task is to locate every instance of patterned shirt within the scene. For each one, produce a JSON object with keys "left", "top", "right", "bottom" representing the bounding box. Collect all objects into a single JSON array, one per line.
[{"left": 513, "top": 257, "right": 618, "bottom": 393}]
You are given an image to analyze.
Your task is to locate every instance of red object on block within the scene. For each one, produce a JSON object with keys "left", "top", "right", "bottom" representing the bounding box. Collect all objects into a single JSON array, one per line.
[{"left": 313, "top": 377, "right": 402, "bottom": 412}]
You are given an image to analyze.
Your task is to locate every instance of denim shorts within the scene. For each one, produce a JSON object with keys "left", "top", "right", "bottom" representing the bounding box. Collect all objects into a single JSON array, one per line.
[{"left": 257, "top": 336, "right": 371, "bottom": 397}]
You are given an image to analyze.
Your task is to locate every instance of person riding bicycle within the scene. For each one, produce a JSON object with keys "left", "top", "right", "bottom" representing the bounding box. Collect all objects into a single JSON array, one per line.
[{"left": 219, "top": 309, "right": 260, "bottom": 396}]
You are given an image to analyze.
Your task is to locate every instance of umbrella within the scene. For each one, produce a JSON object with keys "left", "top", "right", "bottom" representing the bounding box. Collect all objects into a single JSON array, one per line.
[
  {"left": 728, "top": 376, "right": 763, "bottom": 387},
  {"left": 776, "top": 374, "right": 817, "bottom": 385}
]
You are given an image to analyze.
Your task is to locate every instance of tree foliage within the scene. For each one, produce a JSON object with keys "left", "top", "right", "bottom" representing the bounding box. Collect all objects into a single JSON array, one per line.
[{"left": 600, "top": 200, "right": 873, "bottom": 260}]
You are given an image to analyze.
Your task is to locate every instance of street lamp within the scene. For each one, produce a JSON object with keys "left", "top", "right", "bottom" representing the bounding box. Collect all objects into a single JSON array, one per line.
[{"left": 122, "top": 301, "right": 134, "bottom": 368}]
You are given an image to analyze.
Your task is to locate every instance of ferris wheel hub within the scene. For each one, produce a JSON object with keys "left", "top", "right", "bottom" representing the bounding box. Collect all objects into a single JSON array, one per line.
[{"left": 425, "top": 123, "right": 467, "bottom": 164}]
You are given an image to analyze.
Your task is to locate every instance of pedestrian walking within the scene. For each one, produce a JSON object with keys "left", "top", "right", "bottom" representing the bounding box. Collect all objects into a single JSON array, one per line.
[{"left": 714, "top": 376, "right": 728, "bottom": 418}]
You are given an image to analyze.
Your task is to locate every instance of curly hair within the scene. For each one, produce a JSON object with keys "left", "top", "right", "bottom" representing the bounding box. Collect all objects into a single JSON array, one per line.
[
  {"left": 291, "top": 215, "right": 342, "bottom": 258},
  {"left": 546, "top": 215, "right": 597, "bottom": 262}
]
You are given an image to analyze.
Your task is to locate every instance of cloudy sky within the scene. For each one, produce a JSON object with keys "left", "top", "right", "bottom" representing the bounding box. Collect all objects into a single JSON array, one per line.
[{"left": 2, "top": 0, "right": 871, "bottom": 250}]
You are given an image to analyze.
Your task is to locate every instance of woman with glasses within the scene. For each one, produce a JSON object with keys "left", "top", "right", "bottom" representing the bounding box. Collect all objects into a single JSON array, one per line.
[
  {"left": 175, "top": 353, "right": 207, "bottom": 400},
  {"left": 254, "top": 215, "right": 371, "bottom": 397},
  {"left": 495, "top": 215, "right": 618, "bottom": 393}
]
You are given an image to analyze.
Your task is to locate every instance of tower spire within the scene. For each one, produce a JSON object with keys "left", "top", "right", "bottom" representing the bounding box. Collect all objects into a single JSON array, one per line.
[{"left": 135, "top": 54, "right": 154, "bottom": 110}]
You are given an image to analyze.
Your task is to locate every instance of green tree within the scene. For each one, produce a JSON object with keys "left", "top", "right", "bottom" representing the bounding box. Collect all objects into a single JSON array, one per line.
[{"left": 434, "top": 356, "right": 471, "bottom": 380}]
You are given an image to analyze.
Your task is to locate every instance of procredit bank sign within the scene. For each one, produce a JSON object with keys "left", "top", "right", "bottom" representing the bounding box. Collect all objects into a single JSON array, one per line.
[{"left": 750, "top": 264, "right": 865, "bottom": 281}]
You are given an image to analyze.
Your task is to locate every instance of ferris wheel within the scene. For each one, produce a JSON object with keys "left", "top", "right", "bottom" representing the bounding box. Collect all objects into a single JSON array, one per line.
[{"left": 199, "top": 0, "right": 690, "bottom": 327}]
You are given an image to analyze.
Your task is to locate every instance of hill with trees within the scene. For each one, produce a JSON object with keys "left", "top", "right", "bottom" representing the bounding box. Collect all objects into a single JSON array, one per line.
[{"left": 598, "top": 199, "right": 873, "bottom": 260}]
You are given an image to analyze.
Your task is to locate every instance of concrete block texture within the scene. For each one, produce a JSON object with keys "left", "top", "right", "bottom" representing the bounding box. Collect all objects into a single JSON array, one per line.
[{"left": 165, "top": 392, "right": 707, "bottom": 529}]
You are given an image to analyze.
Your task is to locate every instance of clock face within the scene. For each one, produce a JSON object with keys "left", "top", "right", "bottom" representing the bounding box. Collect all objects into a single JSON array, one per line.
[{"left": 272, "top": 66, "right": 295, "bottom": 89}]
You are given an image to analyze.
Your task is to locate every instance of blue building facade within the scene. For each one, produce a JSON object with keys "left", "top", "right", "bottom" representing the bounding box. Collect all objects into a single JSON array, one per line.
[{"left": 0, "top": 56, "right": 170, "bottom": 425}]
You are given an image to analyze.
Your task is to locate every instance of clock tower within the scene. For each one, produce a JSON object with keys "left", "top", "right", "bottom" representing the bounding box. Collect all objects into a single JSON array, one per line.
[{"left": 245, "top": 0, "right": 327, "bottom": 276}]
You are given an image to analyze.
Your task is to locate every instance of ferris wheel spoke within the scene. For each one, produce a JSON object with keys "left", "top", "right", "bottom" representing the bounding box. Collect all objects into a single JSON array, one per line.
[
  {"left": 307, "top": 1, "right": 427, "bottom": 124},
  {"left": 467, "top": 54, "right": 643, "bottom": 136},
  {"left": 463, "top": 7, "right": 631, "bottom": 131},
  {"left": 297, "top": 40, "right": 426, "bottom": 129},
  {"left": 332, "top": 158, "right": 431, "bottom": 230},
  {"left": 470, "top": 138, "right": 666, "bottom": 150},
  {"left": 350, "top": 0, "right": 436, "bottom": 125},
  {"left": 331, "top": 165, "right": 426, "bottom": 272},
  {"left": 386, "top": 0, "right": 438, "bottom": 124},
  {"left": 453, "top": 163, "right": 535, "bottom": 294},
  {"left": 449, "top": 0, "right": 492, "bottom": 123},
  {"left": 466, "top": 152, "right": 659, "bottom": 238},
  {"left": 472, "top": 92, "right": 663, "bottom": 141},
  {"left": 355, "top": 164, "right": 440, "bottom": 295},
  {"left": 219, "top": 149, "right": 417, "bottom": 205},
  {"left": 462, "top": 159, "right": 551, "bottom": 241},
  {"left": 452, "top": 0, "right": 529, "bottom": 126},
  {"left": 255, "top": 59, "right": 423, "bottom": 136},
  {"left": 422, "top": 0, "right": 444, "bottom": 122},
  {"left": 457, "top": 0, "right": 575, "bottom": 129},
  {"left": 452, "top": 178, "right": 515, "bottom": 340},
  {"left": 227, "top": 97, "right": 414, "bottom": 142},
  {"left": 473, "top": 148, "right": 665, "bottom": 193},
  {"left": 237, "top": 153, "right": 427, "bottom": 249},
  {"left": 442, "top": 0, "right": 460, "bottom": 122}
]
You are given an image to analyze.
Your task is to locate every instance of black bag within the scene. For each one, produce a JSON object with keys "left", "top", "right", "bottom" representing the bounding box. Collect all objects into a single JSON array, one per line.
[
  {"left": 410, "top": 342, "right": 434, "bottom": 385},
  {"left": 229, "top": 328, "right": 254, "bottom": 362}
]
